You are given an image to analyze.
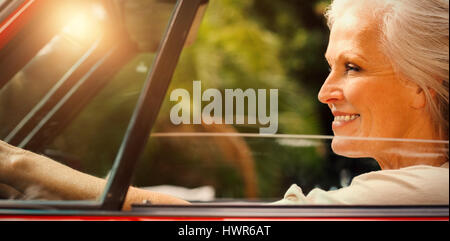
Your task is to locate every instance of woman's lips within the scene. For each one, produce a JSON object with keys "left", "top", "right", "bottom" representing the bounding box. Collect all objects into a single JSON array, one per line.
[{"left": 332, "top": 113, "right": 360, "bottom": 128}]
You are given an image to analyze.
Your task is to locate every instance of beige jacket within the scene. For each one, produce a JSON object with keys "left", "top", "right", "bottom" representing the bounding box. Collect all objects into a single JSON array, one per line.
[{"left": 274, "top": 162, "right": 449, "bottom": 205}]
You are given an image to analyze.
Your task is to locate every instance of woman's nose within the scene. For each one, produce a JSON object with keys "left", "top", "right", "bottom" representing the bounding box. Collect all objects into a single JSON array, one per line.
[{"left": 318, "top": 74, "right": 344, "bottom": 104}]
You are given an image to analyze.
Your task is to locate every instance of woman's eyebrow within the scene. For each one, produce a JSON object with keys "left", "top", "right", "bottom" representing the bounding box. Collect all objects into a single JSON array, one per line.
[
  {"left": 344, "top": 51, "right": 368, "bottom": 62},
  {"left": 325, "top": 50, "right": 368, "bottom": 64}
]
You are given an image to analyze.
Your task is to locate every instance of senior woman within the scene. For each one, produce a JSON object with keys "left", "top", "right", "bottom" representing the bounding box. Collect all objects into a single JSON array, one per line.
[
  {"left": 0, "top": 0, "right": 449, "bottom": 209},
  {"left": 275, "top": 0, "right": 449, "bottom": 205}
]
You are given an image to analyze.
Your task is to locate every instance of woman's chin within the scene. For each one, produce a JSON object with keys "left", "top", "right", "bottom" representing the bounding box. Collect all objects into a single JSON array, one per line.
[{"left": 331, "top": 137, "right": 368, "bottom": 158}]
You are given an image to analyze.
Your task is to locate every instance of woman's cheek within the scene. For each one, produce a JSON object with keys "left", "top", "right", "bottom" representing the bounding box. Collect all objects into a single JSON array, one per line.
[{"left": 344, "top": 78, "right": 378, "bottom": 135}]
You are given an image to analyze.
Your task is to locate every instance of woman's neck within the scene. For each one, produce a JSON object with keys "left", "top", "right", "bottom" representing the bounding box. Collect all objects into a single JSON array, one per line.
[{"left": 376, "top": 141, "right": 448, "bottom": 170}]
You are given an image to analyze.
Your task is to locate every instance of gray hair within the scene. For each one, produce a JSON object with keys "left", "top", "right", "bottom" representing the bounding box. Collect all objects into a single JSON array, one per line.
[{"left": 325, "top": 0, "right": 449, "bottom": 140}]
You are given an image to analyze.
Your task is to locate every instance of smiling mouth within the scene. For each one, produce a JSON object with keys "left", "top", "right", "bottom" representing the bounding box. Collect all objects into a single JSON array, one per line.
[
  {"left": 332, "top": 114, "right": 360, "bottom": 128},
  {"left": 333, "top": 114, "right": 360, "bottom": 122}
]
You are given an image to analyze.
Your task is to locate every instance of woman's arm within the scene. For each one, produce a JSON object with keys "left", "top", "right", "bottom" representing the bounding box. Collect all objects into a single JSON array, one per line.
[{"left": 0, "top": 140, "right": 189, "bottom": 210}]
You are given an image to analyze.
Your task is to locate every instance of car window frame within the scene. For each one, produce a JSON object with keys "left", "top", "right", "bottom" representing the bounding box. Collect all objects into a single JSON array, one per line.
[{"left": 0, "top": 0, "right": 208, "bottom": 211}]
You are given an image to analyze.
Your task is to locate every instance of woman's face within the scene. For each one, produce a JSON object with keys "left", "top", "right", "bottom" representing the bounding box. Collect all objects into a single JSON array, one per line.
[{"left": 318, "top": 9, "right": 427, "bottom": 163}]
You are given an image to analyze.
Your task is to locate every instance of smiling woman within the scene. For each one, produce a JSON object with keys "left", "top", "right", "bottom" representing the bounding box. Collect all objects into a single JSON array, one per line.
[
  {"left": 319, "top": 0, "right": 449, "bottom": 168},
  {"left": 274, "top": 0, "right": 449, "bottom": 205}
]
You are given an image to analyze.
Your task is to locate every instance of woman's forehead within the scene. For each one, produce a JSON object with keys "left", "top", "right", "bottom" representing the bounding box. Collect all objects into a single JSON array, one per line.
[{"left": 326, "top": 11, "right": 383, "bottom": 62}]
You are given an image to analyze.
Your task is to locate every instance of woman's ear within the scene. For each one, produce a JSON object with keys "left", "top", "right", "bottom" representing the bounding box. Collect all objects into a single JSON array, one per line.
[
  {"left": 410, "top": 87, "right": 427, "bottom": 109},
  {"left": 399, "top": 74, "right": 427, "bottom": 110}
]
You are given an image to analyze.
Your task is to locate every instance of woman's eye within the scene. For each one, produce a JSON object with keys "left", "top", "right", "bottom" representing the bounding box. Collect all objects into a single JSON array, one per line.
[{"left": 345, "top": 63, "right": 361, "bottom": 72}]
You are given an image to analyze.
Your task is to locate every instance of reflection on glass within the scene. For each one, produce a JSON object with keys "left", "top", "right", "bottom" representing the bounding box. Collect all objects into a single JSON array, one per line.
[
  {"left": 45, "top": 53, "right": 155, "bottom": 178},
  {"left": 0, "top": 0, "right": 177, "bottom": 202},
  {"left": 0, "top": 2, "right": 105, "bottom": 140}
]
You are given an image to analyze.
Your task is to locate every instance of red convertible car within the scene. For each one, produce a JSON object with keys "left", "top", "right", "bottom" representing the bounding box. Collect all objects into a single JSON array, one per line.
[{"left": 0, "top": 0, "right": 448, "bottom": 222}]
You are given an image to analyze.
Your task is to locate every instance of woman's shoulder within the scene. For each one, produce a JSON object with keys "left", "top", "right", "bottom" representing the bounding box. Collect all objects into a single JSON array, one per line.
[
  {"left": 273, "top": 162, "right": 449, "bottom": 205},
  {"left": 356, "top": 162, "right": 449, "bottom": 181},
  {"left": 343, "top": 162, "right": 449, "bottom": 204},
  {"left": 401, "top": 162, "right": 449, "bottom": 171},
  {"left": 352, "top": 162, "right": 449, "bottom": 193}
]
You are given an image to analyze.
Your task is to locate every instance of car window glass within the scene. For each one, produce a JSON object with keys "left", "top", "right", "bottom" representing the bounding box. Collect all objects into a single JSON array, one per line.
[
  {"left": 0, "top": 0, "right": 177, "bottom": 203},
  {"left": 129, "top": 0, "right": 449, "bottom": 204},
  {"left": 0, "top": 25, "right": 101, "bottom": 140},
  {"left": 1, "top": 0, "right": 448, "bottom": 207}
]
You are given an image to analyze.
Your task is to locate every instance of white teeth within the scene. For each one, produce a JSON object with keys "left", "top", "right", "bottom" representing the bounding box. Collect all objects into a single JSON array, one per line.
[{"left": 334, "top": 115, "right": 359, "bottom": 122}]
